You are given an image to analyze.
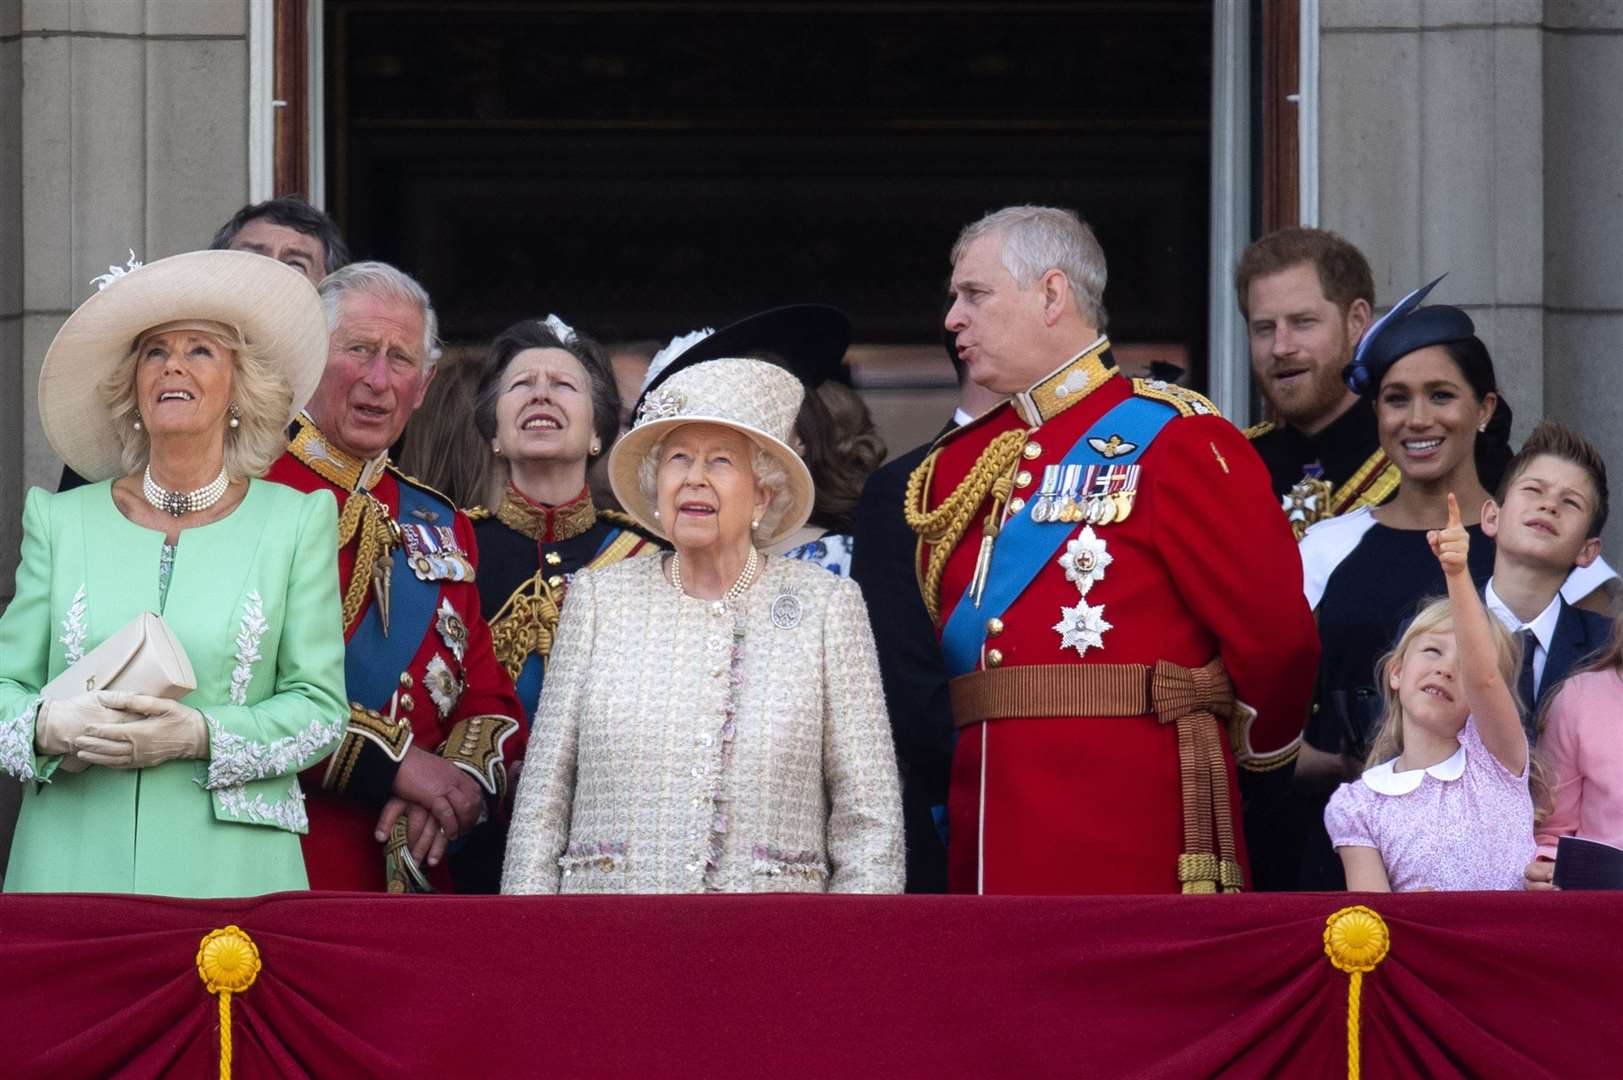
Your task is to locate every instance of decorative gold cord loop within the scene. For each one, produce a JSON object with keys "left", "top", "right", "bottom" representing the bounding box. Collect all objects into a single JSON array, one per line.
[
  {"left": 904, "top": 429, "right": 1027, "bottom": 624},
  {"left": 1324, "top": 905, "right": 1390, "bottom": 1080},
  {"left": 197, "top": 925, "right": 262, "bottom": 1080}
]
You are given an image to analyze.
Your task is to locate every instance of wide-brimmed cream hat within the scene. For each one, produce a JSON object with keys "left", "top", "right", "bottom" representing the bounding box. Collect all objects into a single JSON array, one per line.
[
  {"left": 38, "top": 249, "right": 329, "bottom": 481},
  {"left": 609, "top": 357, "right": 814, "bottom": 547}
]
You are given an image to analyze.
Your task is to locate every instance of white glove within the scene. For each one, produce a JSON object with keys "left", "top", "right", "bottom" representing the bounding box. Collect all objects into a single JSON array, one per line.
[
  {"left": 34, "top": 694, "right": 128, "bottom": 773},
  {"left": 73, "top": 691, "right": 208, "bottom": 770}
]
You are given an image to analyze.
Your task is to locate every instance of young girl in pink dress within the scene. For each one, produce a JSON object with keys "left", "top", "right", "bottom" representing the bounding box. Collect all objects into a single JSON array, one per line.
[
  {"left": 1524, "top": 619, "right": 1623, "bottom": 889},
  {"left": 1325, "top": 493, "right": 1534, "bottom": 892}
]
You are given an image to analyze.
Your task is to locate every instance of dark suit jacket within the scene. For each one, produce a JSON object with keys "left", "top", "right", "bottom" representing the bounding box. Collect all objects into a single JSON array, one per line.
[
  {"left": 850, "top": 427, "right": 955, "bottom": 893},
  {"left": 1531, "top": 599, "right": 1614, "bottom": 737}
]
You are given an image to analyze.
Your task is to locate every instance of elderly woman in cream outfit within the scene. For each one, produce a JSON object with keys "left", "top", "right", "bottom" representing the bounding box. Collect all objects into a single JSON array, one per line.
[{"left": 501, "top": 357, "right": 903, "bottom": 893}]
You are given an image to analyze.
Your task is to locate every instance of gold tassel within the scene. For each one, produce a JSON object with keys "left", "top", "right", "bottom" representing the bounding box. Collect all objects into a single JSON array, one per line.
[
  {"left": 196, "top": 925, "right": 262, "bottom": 1080},
  {"left": 1323, "top": 905, "right": 1391, "bottom": 1080}
]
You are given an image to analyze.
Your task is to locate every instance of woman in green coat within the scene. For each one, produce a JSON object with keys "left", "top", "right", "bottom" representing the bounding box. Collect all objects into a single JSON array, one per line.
[{"left": 0, "top": 249, "right": 348, "bottom": 896}]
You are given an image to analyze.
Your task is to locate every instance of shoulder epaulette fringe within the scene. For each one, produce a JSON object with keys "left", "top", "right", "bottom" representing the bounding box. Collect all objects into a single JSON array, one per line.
[
  {"left": 465, "top": 506, "right": 493, "bottom": 522},
  {"left": 1131, "top": 378, "right": 1222, "bottom": 419},
  {"left": 1242, "top": 420, "right": 1276, "bottom": 440}
]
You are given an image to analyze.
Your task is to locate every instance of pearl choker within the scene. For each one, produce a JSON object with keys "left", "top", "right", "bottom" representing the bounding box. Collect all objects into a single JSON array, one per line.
[
  {"left": 671, "top": 546, "right": 759, "bottom": 605},
  {"left": 143, "top": 463, "right": 230, "bottom": 518}
]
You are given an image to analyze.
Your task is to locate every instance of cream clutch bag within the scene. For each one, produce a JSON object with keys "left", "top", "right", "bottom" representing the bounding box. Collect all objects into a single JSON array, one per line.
[{"left": 41, "top": 611, "right": 197, "bottom": 702}]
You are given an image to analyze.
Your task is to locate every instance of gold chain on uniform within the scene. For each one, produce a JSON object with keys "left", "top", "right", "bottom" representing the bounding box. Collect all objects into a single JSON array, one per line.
[
  {"left": 905, "top": 428, "right": 1027, "bottom": 625},
  {"left": 336, "top": 492, "right": 398, "bottom": 633}
]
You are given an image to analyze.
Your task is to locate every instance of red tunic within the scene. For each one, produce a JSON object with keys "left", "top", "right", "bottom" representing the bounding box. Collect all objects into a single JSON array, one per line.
[
  {"left": 267, "top": 439, "right": 526, "bottom": 892},
  {"left": 917, "top": 346, "right": 1317, "bottom": 895}
]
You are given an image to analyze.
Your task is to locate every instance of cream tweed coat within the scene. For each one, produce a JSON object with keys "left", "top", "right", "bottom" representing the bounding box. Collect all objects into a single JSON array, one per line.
[{"left": 501, "top": 555, "right": 904, "bottom": 894}]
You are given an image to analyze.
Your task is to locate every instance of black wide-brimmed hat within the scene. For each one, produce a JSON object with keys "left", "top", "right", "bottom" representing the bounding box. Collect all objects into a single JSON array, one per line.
[
  {"left": 635, "top": 304, "right": 851, "bottom": 416},
  {"left": 1343, "top": 275, "right": 1476, "bottom": 396}
]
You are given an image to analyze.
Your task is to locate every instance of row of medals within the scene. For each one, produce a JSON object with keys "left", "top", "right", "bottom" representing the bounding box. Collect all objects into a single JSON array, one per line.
[{"left": 1028, "top": 463, "right": 1138, "bottom": 526}]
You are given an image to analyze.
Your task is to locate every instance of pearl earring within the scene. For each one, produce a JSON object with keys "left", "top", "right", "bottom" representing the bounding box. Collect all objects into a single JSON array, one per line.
[
  {"left": 492, "top": 442, "right": 502, "bottom": 456},
  {"left": 751, "top": 519, "right": 760, "bottom": 530},
  {"left": 653, "top": 508, "right": 660, "bottom": 519},
  {"left": 133, "top": 417, "right": 143, "bottom": 432},
  {"left": 590, "top": 437, "right": 602, "bottom": 456},
  {"left": 1478, "top": 423, "right": 1487, "bottom": 433},
  {"left": 228, "top": 403, "right": 241, "bottom": 429}
]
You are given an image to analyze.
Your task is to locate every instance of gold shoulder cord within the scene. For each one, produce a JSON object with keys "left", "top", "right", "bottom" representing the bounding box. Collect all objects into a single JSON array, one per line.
[
  {"left": 904, "top": 428, "right": 1027, "bottom": 625},
  {"left": 336, "top": 492, "right": 400, "bottom": 634}
]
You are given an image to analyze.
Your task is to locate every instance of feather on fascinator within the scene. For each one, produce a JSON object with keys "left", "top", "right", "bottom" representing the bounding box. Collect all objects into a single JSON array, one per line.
[
  {"left": 641, "top": 328, "right": 716, "bottom": 397},
  {"left": 1343, "top": 274, "right": 1476, "bottom": 395}
]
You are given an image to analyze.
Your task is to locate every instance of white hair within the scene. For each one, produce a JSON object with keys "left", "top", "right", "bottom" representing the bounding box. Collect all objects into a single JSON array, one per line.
[
  {"left": 951, "top": 205, "right": 1109, "bottom": 329},
  {"left": 637, "top": 428, "right": 794, "bottom": 538},
  {"left": 318, "top": 260, "right": 443, "bottom": 370}
]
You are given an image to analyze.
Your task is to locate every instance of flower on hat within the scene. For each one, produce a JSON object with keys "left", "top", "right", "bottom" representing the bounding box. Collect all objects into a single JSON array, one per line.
[
  {"left": 542, "top": 313, "right": 577, "bottom": 344},
  {"left": 641, "top": 328, "right": 715, "bottom": 395},
  {"left": 90, "top": 250, "right": 143, "bottom": 292}
]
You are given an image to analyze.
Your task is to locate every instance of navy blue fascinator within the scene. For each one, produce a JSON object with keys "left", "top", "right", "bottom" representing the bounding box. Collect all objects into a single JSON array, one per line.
[{"left": 1343, "top": 275, "right": 1476, "bottom": 395}]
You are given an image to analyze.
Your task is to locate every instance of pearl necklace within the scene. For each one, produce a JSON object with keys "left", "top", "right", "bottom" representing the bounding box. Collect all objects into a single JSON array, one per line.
[
  {"left": 671, "top": 546, "right": 760, "bottom": 605},
  {"left": 143, "top": 463, "right": 230, "bottom": 518}
]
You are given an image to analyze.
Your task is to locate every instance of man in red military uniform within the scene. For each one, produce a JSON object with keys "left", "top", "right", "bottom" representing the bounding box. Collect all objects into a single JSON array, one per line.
[
  {"left": 266, "top": 261, "right": 524, "bottom": 892},
  {"left": 909, "top": 206, "right": 1318, "bottom": 894}
]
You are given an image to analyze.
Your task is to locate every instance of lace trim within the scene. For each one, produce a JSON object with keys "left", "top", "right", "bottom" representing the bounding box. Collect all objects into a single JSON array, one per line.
[
  {"left": 215, "top": 776, "right": 309, "bottom": 832},
  {"left": 60, "top": 585, "right": 87, "bottom": 663},
  {"left": 0, "top": 698, "right": 41, "bottom": 782},
  {"left": 205, "top": 710, "right": 346, "bottom": 790},
  {"left": 701, "top": 618, "right": 747, "bottom": 891},
  {"left": 559, "top": 840, "right": 629, "bottom": 875},
  {"left": 751, "top": 845, "right": 827, "bottom": 881},
  {"left": 228, "top": 591, "right": 268, "bottom": 706}
]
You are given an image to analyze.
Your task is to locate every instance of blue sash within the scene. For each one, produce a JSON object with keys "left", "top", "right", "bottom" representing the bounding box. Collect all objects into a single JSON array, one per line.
[
  {"left": 344, "top": 483, "right": 454, "bottom": 710},
  {"left": 939, "top": 396, "right": 1177, "bottom": 677}
]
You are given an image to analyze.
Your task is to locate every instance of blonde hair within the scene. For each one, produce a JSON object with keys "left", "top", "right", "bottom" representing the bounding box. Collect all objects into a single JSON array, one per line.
[
  {"left": 636, "top": 427, "right": 794, "bottom": 538},
  {"left": 99, "top": 323, "right": 294, "bottom": 479},
  {"left": 1364, "top": 596, "right": 1522, "bottom": 770}
]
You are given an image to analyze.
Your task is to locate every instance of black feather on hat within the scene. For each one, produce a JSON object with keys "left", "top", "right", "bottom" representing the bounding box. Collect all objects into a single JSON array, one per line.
[{"left": 1343, "top": 274, "right": 1476, "bottom": 396}]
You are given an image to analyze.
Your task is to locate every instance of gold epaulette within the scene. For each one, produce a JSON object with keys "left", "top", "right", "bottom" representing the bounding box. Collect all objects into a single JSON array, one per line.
[
  {"left": 465, "top": 505, "right": 493, "bottom": 522},
  {"left": 1243, "top": 420, "right": 1276, "bottom": 440},
  {"left": 1132, "top": 378, "right": 1222, "bottom": 418}
]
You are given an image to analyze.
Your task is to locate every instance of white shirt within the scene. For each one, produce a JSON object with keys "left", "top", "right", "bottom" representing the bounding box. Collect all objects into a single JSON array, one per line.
[
  {"left": 1484, "top": 579, "right": 1562, "bottom": 695},
  {"left": 952, "top": 407, "right": 974, "bottom": 428}
]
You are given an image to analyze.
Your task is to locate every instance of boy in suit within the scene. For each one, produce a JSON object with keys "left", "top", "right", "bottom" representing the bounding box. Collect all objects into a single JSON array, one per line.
[{"left": 1481, "top": 420, "right": 1614, "bottom": 741}]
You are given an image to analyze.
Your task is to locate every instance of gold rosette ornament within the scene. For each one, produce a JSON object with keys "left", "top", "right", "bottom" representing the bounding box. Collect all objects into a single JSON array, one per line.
[
  {"left": 196, "top": 925, "right": 262, "bottom": 1080},
  {"left": 1323, "top": 906, "right": 1390, "bottom": 1080}
]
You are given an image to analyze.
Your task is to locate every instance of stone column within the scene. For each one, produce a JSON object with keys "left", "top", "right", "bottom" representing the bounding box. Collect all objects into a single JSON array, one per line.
[
  {"left": 1544, "top": 1, "right": 1623, "bottom": 555},
  {"left": 1, "top": 0, "right": 252, "bottom": 604},
  {"left": 1319, "top": 0, "right": 1548, "bottom": 442}
]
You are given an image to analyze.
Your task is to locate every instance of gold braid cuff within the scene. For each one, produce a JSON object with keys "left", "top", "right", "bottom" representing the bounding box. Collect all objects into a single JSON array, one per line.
[
  {"left": 441, "top": 714, "right": 521, "bottom": 798},
  {"left": 904, "top": 428, "right": 1027, "bottom": 625}
]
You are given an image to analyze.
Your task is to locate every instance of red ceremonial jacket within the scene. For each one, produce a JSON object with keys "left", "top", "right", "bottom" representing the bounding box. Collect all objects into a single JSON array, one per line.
[
  {"left": 266, "top": 421, "right": 526, "bottom": 892},
  {"left": 914, "top": 341, "right": 1318, "bottom": 895}
]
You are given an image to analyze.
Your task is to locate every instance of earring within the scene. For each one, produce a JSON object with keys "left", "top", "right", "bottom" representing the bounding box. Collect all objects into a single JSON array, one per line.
[
  {"left": 589, "top": 437, "right": 602, "bottom": 456},
  {"left": 228, "top": 403, "right": 241, "bottom": 429},
  {"left": 1478, "top": 423, "right": 1487, "bottom": 433},
  {"left": 751, "top": 519, "right": 760, "bottom": 530},
  {"left": 653, "top": 508, "right": 660, "bottom": 519},
  {"left": 492, "top": 442, "right": 502, "bottom": 456},
  {"left": 132, "top": 417, "right": 143, "bottom": 432}
]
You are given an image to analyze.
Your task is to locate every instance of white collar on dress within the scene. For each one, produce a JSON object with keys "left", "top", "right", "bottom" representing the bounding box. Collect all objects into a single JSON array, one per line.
[{"left": 1360, "top": 743, "right": 1466, "bottom": 795}]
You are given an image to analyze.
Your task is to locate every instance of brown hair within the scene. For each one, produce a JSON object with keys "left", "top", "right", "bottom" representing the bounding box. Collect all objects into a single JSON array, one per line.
[
  {"left": 1233, "top": 227, "right": 1375, "bottom": 320},
  {"left": 397, "top": 350, "right": 495, "bottom": 510},
  {"left": 1494, "top": 418, "right": 1610, "bottom": 537},
  {"left": 797, "top": 382, "right": 886, "bottom": 534}
]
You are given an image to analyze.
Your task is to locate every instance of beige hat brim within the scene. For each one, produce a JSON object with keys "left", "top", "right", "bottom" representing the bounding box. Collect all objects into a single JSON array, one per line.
[
  {"left": 608, "top": 416, "right": 815, "bottom": 548},
  {"left": 38, "top": 249, "right": 330, "bottom": 481}
]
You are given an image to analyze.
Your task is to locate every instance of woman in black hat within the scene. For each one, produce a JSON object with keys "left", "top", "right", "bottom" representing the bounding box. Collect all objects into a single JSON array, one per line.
[{"left": 1290, "top": 280, "right": 1509, "bottom": 889}]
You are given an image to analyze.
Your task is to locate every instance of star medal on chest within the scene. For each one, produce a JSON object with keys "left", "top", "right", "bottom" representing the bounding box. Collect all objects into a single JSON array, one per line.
[
  {"left": 435, "top": 598, "right": 469, "bottom": 664},
  {"left": 1283, "top": 468, "right": 1333, "bottom": 540},
  {"left": 1053, "top": 598, "right": 1113, "bottom": 658},
  {"left": 1058, "top": 525, "right": 1112, "bottom": 596}
]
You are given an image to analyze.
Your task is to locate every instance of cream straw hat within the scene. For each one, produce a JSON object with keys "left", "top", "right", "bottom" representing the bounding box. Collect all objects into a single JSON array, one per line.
[
  {"left": 609, "top": 357, "right": 814, "bottom": 547},
  {"left": 38, "top": 249, "right": 329, "bottom": 481}
]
